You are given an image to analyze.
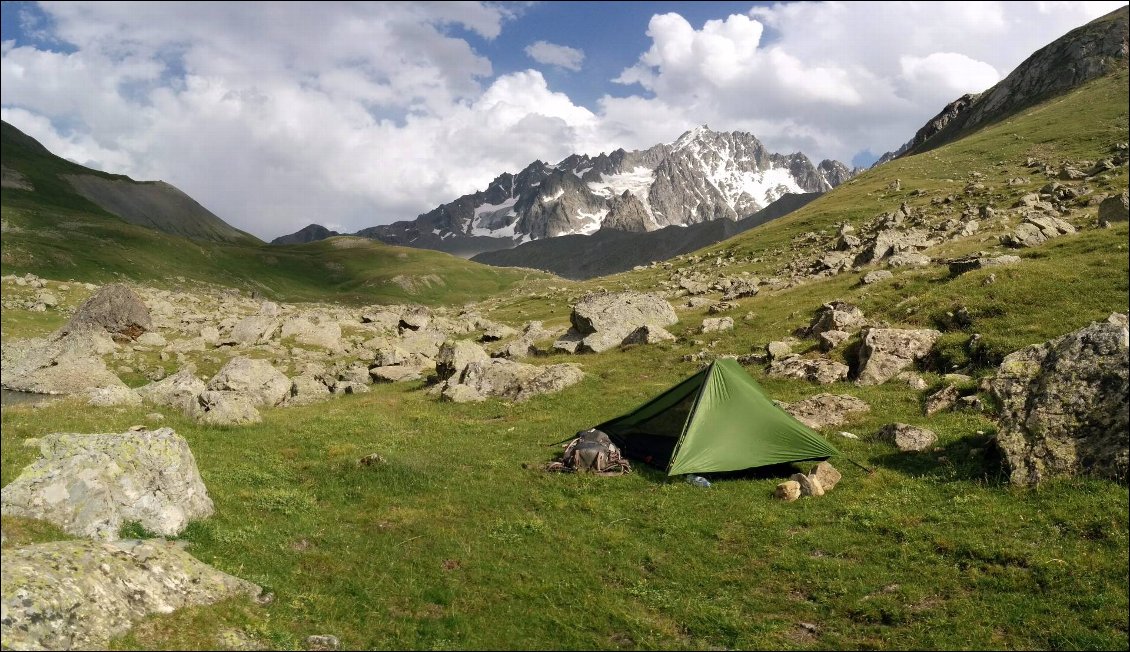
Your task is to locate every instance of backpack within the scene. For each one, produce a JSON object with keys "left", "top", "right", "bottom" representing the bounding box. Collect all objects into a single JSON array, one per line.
[{"left": 546, "top": 428, "right": 632, "bottom": 476}]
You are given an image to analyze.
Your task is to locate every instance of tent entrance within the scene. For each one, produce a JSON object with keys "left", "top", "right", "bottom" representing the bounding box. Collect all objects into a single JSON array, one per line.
[{"left": 602, "top": 368, "right": 706, "bottom": 471}]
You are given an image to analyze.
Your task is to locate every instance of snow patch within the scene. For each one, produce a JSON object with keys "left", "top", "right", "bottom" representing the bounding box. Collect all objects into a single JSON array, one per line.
[{"left": 470, "top": 197, "right": 520, "bottom": 237}]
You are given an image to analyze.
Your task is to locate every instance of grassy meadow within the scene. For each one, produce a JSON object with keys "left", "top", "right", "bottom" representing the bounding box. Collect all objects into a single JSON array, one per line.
[{"left": 1, "top": 63, "right": 1128, "bottom": 651}]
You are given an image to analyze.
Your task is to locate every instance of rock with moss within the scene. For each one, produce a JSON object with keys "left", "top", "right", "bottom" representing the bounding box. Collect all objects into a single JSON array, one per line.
[
  {"left": 1, "top": 428, "right": 214, "bottom": 540},
  {"left": 1, "top": 539, "right": 260, "bottom": 650},
  {"left": 991, "top": 313, "right": 1129, "bottom": 486},
  {"left": 856, "top": 328, "right": 941, "bottom": 386}
]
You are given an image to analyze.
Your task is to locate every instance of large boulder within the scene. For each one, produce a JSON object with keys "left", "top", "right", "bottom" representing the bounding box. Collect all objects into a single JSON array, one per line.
[
  {"left": 435, "top": 340, "right": 491, "bottom": 383},
  {"left": 1, "top": 428, "right": 213, "bottom": 540},
  {"left": 189, "top": 390, "right": 262, "bottom": 426},
  {"left": 1098, "top": 190, "right": 1129, "bottom": 226},
  {"left": 1, "top": 330, "right": 125, "bottom": 395},
  {"left": 137, "top": 367, "right": 206, "bottom": 414},
  {"left": 206, "top": 357, "right": 290, "bottom": 407},
  {"left": 779, "top": 394, "right": 870, "bottom": 429},
  {"left": 991, "top": 313, "right": 1129, "bottom": 486},
  {"left": 59, "top": 284, "right": 151, "bottom": 340},
  {"left": 856, "top": 328, "right": 941, "bottom": 386},
  {"left": 1, "top": 539, "right": 260, "bottom": 650},
  {"left": 281, "top": 315, "right": 342, "bottom": 350},
  {"left": 565, "top": 292, "right": 678, "bottom": 353},
  {"left": 283, "top": 374, "right": 332, "bottom": 406},
  {"left": 441, "top": 359, "right": 583, "bottom": 402}
]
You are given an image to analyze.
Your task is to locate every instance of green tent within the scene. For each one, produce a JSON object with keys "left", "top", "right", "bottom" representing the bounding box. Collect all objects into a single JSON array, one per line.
[{"left": 596, "top": 358, "right": 839, "bottom": 476}]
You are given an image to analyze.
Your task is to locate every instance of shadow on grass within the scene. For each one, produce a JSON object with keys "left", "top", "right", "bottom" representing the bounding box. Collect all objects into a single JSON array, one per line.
[{"left": 870, "top": 432, "right": 1010, "bottom": 485}]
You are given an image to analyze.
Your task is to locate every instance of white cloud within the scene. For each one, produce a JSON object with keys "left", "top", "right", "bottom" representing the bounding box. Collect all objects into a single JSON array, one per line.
[
  {"left": 524, "top": 40, "right": 585, "bottom": 71},
  {"left": 1, "top": 1, "right": 1126, "bottom": 239}
]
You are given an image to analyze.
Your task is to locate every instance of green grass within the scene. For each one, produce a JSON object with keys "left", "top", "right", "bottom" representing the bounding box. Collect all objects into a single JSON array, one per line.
[{"left": 1, "top": 64, "right": 1128, "bottom": 652}]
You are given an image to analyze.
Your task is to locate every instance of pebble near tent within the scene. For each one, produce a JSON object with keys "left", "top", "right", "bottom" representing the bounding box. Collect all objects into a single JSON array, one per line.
[{"left": 596, "top": 358, "right": 840, "bottom": 476}]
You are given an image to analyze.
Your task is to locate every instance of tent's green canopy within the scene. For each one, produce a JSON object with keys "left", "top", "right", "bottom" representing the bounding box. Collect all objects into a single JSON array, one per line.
[{"left": 596, "top": 358, "right": 839, "bottom": 476}]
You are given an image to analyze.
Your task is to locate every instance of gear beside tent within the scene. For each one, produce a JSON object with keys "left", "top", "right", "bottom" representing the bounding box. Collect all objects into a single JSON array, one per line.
[{"left": 595, "top": 358, "right": 839, "bottom": 476}]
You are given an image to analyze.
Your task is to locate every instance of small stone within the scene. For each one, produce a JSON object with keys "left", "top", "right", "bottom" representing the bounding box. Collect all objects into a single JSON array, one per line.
[
  {"left": 358, "top": 453, "right": 386, "bottom": 467},
  {"left": 305, "top": 635, "right": 341, "bottom": 651},
  {"left": 837, "top": 431, "right": 858, "bottom": 440},
  {"left": 790, "top": 472, "right": 825, "bottom": 497},
  {"left": 879, "top": 423, "right": 938, "bottom": 452},
  {"left": 775, "top": 480, "right": 801, "bottom": 502},
  {"left": 809, "top": 462, "right": 842, "bottom": 491}
]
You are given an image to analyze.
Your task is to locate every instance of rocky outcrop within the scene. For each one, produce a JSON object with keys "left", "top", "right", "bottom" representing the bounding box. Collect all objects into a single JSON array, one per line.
[
  {"left": 1098, "top": 190, "right": 1129, "bottom": 226},
  {"left": 556, "top": 291, "right": 678, "bottom": 353},
  {"left": 1000, "top": 215, "right": 1076, "bottom": 248},
  {"left": 270, "top": 223, "right": 340, "bottom": 245},
  {"left": 779, "top": 394, "right": 870, "bottom": 429},
  {"left": 1, "top": 539, "right": 260, "bottom": 650},
  {"left": 60, "top": 283, "right": 151, "bottom": 340},
  {"left": 991, "top": 313, "right": 1129, "bottom": 486},
  {"left": 856, "top": 328, "right": 941, "bottom": 386},
  {"left": 805, "top": 301, "right": 866, "bottom": 336},
  {"left": 438, "top": 359, "right": 583, "bottom": 403},
  {"left": 435, "top": 340, "right": 491, "bottom": 383},
  {"left": 1, "top": 330, "right": 125, "bottom": 395},
  {"left": 1, "top": 428, "right": 213, "bottom": 540}
]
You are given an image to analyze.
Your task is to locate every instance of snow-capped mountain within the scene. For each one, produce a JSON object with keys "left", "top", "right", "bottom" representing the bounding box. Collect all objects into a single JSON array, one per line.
[{"left": 353, "top": 126, "right": 855, "bottom": 256}]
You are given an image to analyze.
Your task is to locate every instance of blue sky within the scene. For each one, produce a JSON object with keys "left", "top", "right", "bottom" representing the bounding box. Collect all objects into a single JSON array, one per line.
[{"left": 1, "top": 1, "right": 1126, "bottom": 238}]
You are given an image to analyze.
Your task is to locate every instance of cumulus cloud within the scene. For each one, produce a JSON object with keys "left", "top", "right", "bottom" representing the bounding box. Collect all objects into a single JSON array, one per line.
[
  {"left": 1, "top": 1, "right": 1125, "bottom": 239},
  {"left": 524, "top": 40, "right": 585, "bottom": 71}
]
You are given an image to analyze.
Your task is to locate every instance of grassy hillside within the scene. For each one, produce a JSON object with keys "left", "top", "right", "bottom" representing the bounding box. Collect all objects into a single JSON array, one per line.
[{"left": 1, "top": 64, "right": 1127, "bottom": 652}]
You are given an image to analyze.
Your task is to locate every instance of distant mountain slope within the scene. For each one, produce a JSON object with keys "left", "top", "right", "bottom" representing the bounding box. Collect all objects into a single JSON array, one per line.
[
  {"left": 472, "top": 192, "right": 822, "bottom": 280},
  {"left": 271, "top": 223, "right": 340, "bottom": 245},
  {"left": 1, "top": 120, "right": 260, "bottom": 245},
  {"left": 875, "top": 5, "right": 1128, "bottom": 165},
  {"left": 359, "top": 126, "right": 855, "bottom": 257}
]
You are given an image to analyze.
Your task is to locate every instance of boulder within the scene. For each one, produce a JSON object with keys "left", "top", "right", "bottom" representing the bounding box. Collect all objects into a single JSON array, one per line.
[
  {"left": 1, "top": 539, "right": 260, "bottom": 650},
  {"left": 1, "top": 330, "right": 125, "bottom": 396},
  {"left": 398, "top": 308, "right": 431, "bottom": 332},
  {"left": 565, "top": 291, "right": 678, "bottom": 352},
  {"left": 369, "top": 365, "right": 426, "bottom": 383},
  {"left": 774, "top": 481, "right": 801, "bottom": 502},
  {"left": 809, "top": 462, "right": 842, "bottom": 491},
  {"left": 701, "top": 317, "right": 734, "bottom": 333},
  {"left": 1, "top": 428, "right": 213, "bottom": 540},
  {"left": 330, "top": 380, "right": 369, "bottom": 395},
  {"left": 480, "top": 322, "right": 517, "bottom": 342},
  {"left": 886, "top": 252, "right": 932, "bottom": 268},
  {"left": 189, "top": 390, "right": 262, "bottom": 426},
  {"left": 879, "top": 423, "right": 938, "bottom": 452},
  {"left": 436, "top": 340, "right": 491, "bottom": 383},
  {"left": 766, "top": 340, "right": 793, "bottom": 360},
  {"left": 1098, "top": 190, "right": 1129, "bottom": 226},
  {"left": 818, "top": 330, "right": 850, "bottom": 351},
  {"left": 924, "top": 384, "right": 960, "bottom": 415},
  {"left": 1000, "top": 216, "right": 1076, "bottom": 248},
  {"left": 442, "top": 359, "right": 583, "bottom": 402},
  {"left": 790, "top": 472, "right": 824, "bottom": 497},
  {"left": 861, "top": 270, "right": 893, "bottom": 285},
  {"left": 281, "top": 316, "right": 341, "bottom": 350},
  {"left": 805, "top": 301, "right": 866, "bottom": 336},
  {"left": 856, "top": 328, "right": 941, "bottom": 386},
  {"left": 336, "top": 364, "right": 372, "bottom": 386},
  {"left": 621, "top": 324, "right": 677, "bottom": 345},
  {"left": 991, "top": 313, "right": 1129, "bottom": 486},
  {"left": 440, "top": 383, "right": 486, "bottom": 403},
  {"left": 138, "top": 367, "right": 206, "bottom": 414},
  {"left": 721, "top": 278, "right": 759, "bottom": 301},
  {"left": 60, "top": 284, "right": 151, "bottom": 340},
  {"left": 495, "top": 337, "right": 540, "bottom": 359},
  {"left": 946, "top": 254, "right": 1022, "bottom": 276},
  {"left": 768, "top": 356, "right": 850, "bottom": 384},
  {"left": 135, "top": 332, "right": 166, "bottom": 347},
  {"left": 284, "top": 375, "right": 332, "bottom": 406},
  {"left": 780, "top": 394, "right": 870, "bottom": 429},
  {"left": 86, "top": 385, "right": 142, "bottom": 407},
  {"left": 223, "top": 316, "right": 279, "bottom": 346},
  {"left": 206, "top": 357, "right": 290, "bottom": 407},
  {"left": 552, "top": 331, "right": 585, "bottom": 354}
]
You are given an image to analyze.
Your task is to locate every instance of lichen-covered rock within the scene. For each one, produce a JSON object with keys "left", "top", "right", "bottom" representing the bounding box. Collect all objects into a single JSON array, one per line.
[
  {"left": 1, "top": 428, "right": 213, "bottom": 540},
  {"left": 0, "top": 539, "right": 260, "bottom": 650},
  {"left": 856, "top": 328, "right": 941, "bottom": 386},
  {"left": 924, "top": 384, "right": 960, "bottom": 415},
  {"left": 991, "top": 313, "right": 1129, "bottom": 486},
  {"left": 281, "top": 316, "right": 342, "bottom": 350},
  {"left": 223, "top": 316, "right": 279, "bottom": 346},
  {"left": 818, "top": 330, "right": 850, "bottom": 351},
  {"left": 60, "top": 283, "right": 151, "bottom": 340},
  {"left": 621, "top": 324, "right": 677, "bottom": 346},
  {"left": 768, "top": 356, "right": 850, "bottom": 384},
  {"left": 86, "top": 385, "right": 142, "bottom": 407},
  {"left": 284, "top": 375, "right": 332, "bottom": 406},
  {"left": 879, "top": 423, "right": 938, "bottom": 452},
  {"left": 779, "top": 394, "right": 870, "bottom": 429},
  {"left": 206, "top": 357, "right": 290, "bottom": 407},
  {"left": 138, "top": 367, "right": 206, "bottom": 414},
  {"left": 1, "top": 330, "right": 124, "bottom": 396}
]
